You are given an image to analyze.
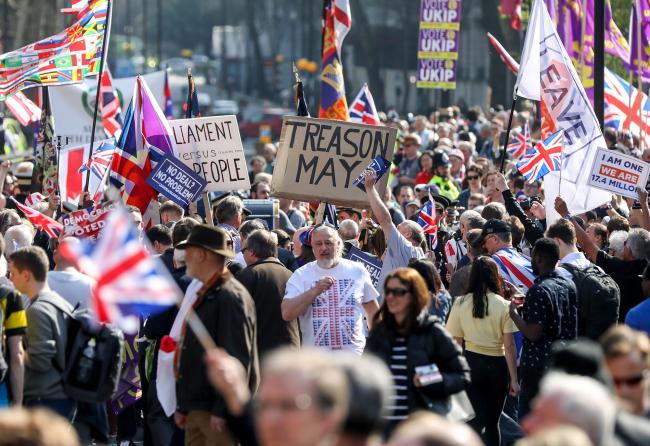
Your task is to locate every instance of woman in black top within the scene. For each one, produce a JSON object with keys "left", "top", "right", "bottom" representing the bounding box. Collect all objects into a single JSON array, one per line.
[{"left": 365, "top": 267, "right": 471, "bottom": 434}]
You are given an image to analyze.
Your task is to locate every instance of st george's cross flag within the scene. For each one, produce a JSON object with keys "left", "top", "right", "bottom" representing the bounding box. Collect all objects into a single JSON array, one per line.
[
  {"left": 349, "top": 84, "right": 381, "bottom": 125},
  {"left": 59, "top": 206, "right": 180, "bottom": 333},
  {"left": 59, "top": 138, "right": 115, "bottom": 207},
  {"left": 507, "top": 122, "right": 531, "bottom": 159},
  {"left": 0, "top": 0, "right": 108, "bottom": 99},
  {"left": 515, "top": 0, "right": 611, "bottom": 222},
  {"left": 517, "top": 130, "right": 564, "bottom": 183}
]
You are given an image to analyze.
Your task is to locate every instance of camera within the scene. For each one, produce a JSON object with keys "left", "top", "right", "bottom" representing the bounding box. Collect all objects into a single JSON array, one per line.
[{"left": 520, "top": 196, "right": 541, "bottom": 211}]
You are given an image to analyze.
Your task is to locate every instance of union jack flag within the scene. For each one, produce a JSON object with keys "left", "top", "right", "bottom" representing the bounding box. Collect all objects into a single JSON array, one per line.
[
  {"left": 492, "top": 247, "right": 535, "bottom": 293},
  {"left": 312, "top": 278, "right": 357, "bottom": 350},
  {"left": 24, "top": 192, "right": 46, "bottom": 209},
  {"left": 417, "top": 193, "right": 437, "bottom": 250},
  {"left": 516, "top": 130, "right": 564, "bottom": 183},
  {"left": 110, "top": 76, "right": 177, "bottom": 228},
  {"left": 79, "top": 139, "right": 115, "bottom": 185},
  {"left": 507, "top": 122, "right": 531, "bottom": 159},
  {"left": 100, "top": 69, "right": 123, "bottom": 139},
  {"left": 604, "top": 68, "right": 650, "bottom": 149},
  {"left": 59, "top": 206, "right": 180, "bottom": 333},
  {"left": 349, "top": 84, "right": 380, "bottom": 125},
  {"left": 11, "top": 197, "right": 62, "bottom": 238}
]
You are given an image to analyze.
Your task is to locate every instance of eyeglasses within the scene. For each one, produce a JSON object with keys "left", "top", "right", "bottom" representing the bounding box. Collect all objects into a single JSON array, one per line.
[
  {"left": 467, "top": 175, "right": 480, "bottom": 180},
  {"left": 613, "top": 374, "right": 645, "bottom": 388},
  {"left": 385, "top": 287, "right": 410, "bottom": 297}
]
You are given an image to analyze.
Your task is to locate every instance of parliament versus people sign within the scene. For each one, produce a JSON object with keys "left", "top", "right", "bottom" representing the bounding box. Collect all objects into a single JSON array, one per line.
[
  {"left": 171, "top": 116, "right": 250, "bottom": 193},
  {"left": 271, "top": 116, "right": 397, "bottom": 208},
  {"left": 588, "top": 149, "right": 650, "bottom": 199}
]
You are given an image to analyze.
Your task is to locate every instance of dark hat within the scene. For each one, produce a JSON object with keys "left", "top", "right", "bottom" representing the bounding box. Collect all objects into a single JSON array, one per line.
[
  {"left": 175, "top": 224, "right": 235, "bottom": 258},
  {"left": 472, "top": 218, "right": 511, "bottom": 247},
  {"left": 419, "top": 194, "right": 451, "bottom": 211},
  {"left": 550, "top": 339, "right": 613, "bottom": 390},
  {"left": 336, "top": 207, "right": 362, "bottom": 217}
]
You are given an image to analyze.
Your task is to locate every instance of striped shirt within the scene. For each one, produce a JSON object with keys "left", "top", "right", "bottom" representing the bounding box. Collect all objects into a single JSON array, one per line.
[{"left": 386, "top": 337, "right": 409, "bottom": 421}]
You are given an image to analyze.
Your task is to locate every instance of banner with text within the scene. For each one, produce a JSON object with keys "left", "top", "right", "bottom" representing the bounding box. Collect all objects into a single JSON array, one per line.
[
  {"left": 61, "top": 202, "right": 117, "bottom": 241},
  {"left": 271, "top": 116, "right": 397, "bottom": 208},
  {"left": 416, "top": 0, "right": 462, "bottom": 89},
  {"left": 345, "top": 246, "right": 383, "bottom": 288},
  {"left": 147, "top": 155, "right": 207, "bottom": 206},
  {"left": 171, "top": 115, "right": 250, "bottom": 193},
  {"left": 588, "top": 149, "right": 650, "bottom": 199}
]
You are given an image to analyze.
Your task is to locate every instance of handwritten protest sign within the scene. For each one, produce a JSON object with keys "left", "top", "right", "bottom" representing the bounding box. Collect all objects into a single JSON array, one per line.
[
  {"left": 417, "top": 0, "right": 462, "bottom": 89},
  {"left": 147, "top": 155, "right": 207, "bottom": 206},
  {"left": 271, "top": 116, "right": 397, "bottom": 208},
  {"left": 171, "top": 116, "right": 250, "bottom": 193},
  {"left": 345, "top": 246, "right": 383, "bottom": 288},
  {"left": 61, "top": 202, "right": 116, "bottom": 241},
  {"left": 588, "top": 149, "right": 650, "bottom": 199}
]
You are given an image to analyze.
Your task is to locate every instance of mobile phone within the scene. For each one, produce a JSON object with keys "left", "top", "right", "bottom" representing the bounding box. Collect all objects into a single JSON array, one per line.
[{"left": 415, "top": 364, "right": 443, "bottom": 385}]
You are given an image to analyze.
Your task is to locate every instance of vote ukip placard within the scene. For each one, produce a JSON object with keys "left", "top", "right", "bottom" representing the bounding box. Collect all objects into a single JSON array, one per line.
[
  {"left": 271, "top": 116, "right": 397, "bottom": 209},
  {"left": 417, "top": 0, "right": 462, "bottom": 89},
  {"left": 171, "top": 115, "right": 250, "bottom": 193}
]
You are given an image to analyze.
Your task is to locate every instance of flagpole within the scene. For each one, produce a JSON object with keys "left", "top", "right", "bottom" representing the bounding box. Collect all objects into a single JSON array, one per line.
[
  {"left": 84, "top": 0, "right": 113, "bottom": 195},
  {"left": 636, "top": 1, "right": 645, "bottom": 152},
  {"left": 499, "top": 94, "right": 518, "bottom": 173}
]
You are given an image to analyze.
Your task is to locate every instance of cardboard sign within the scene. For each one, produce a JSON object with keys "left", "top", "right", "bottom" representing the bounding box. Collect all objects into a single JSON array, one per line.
[
  {"left": 61, "top": 202, "right": 117, "bottom": 241},
  {"left": 171, "top": 116, "right": 250, "bottom": 193},
  {"left": 147, "top": 155, "right": 207, "bottom": 206},
  {"left": 588, "top": 148, "right": 650, "bottom": 199},
  {"left": 345, "top": 246, "right": 383, "bottom": 289},
  {"left": 271, "top": 116, "right": 397, "bottom": 208},
  {"left": 353, "top": 155, "right": 391, "bottom": 192}
]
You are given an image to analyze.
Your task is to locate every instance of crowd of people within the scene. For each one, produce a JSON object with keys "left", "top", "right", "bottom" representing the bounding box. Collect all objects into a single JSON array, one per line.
[{"left": 0, "top": 104, "right": 649, "bottom": 446}]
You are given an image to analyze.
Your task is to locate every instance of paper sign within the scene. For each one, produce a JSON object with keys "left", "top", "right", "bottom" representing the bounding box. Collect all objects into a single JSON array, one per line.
[
  {"left": 171, "top": 116, "right": 250, "bottom": 193},
  {"left": 61, "top": 202, "right": 116, "bottom": 241},
  {"left": 588, "top": 148, "right": 650, "bottom": 199},
  {"left": 353, "top": 155, "right": 391, "bottom": 192},
  {"left": 345, "top": 246, "right": 383, "bottom": 289},
  {"left": 147, "top": 155, "right": 207, "bottom": 206},
  {"left": 271, "top": 116, "right": 397, "bottom": 209}
]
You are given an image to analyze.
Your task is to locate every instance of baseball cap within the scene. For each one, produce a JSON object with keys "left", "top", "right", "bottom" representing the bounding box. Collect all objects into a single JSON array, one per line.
[{"left": 472, "top": 219, "right": 511, "bottom": 247}]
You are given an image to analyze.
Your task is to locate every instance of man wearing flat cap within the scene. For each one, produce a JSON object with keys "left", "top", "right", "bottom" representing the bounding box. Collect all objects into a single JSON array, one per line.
[{"left": 174, "top": 225, "right": 258, "bottom": 446}]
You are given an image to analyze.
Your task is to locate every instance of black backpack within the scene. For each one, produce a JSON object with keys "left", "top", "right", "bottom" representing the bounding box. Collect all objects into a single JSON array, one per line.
[
  {"left": 561, "top": 263, "right": 620, "bottom": 340},
  {"left": 41, "top": 296, "right": 125, "bottom": 403}
]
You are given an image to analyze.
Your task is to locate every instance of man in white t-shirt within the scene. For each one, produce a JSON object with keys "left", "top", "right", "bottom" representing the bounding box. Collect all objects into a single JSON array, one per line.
[{"left": 281, "top": 225, "right": 380, "bottom": 354}]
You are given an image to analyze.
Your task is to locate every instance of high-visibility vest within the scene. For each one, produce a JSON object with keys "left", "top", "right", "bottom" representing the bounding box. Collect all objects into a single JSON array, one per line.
[{"left": 429, "top": 175, "right": 460, "bottom": 200}]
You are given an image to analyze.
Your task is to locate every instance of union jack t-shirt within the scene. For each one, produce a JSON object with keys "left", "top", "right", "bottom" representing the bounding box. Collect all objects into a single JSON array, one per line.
[{"left": 284, "top": 259, "right": 379, "bottom": 354}]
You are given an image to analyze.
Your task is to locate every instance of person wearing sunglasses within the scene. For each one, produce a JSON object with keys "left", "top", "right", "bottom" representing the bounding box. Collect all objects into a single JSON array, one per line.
[
  {"left": 457, "top": 165, "right": 484, "bottom": 210},
  {"left": 365, "top": 267, "right": 470, "bottom": 433},
  {"left": 601, "top": 325, "right": 650, "bottom": 417}
]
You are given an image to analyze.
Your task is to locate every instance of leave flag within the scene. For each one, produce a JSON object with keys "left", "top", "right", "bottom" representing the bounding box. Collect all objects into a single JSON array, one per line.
[
  {"left": 5, "top": 91, "right": 41, "bottom": 126},
  {"left": 11, "top": 197, "right": 63, "bottom": 238},
  {"left": 110, "top": 77, "right": 177, "bottom": 228},
  {"left": 604, "top": 68, "right": 650, "bottom": 149},
  {"left": 184, "top": 71, "right": 200, "bottom": 119},
  {"left": 349, "top": 84, "right": 380, "bottom": 125},
  {"left": 507, "top": 122, "right": 531, "bottom": 159},
  {"left": 319, "top": 0, "right": 350, "bottom": 120},
  {"left": 30, "top": 88, "right": 58, "bottom": 196},
  {"left": 59, "top": 206, "right": 180, "bottom": 334},
  {"left": 516, "top": 130, "right": 564, "bottom": 183},
  {"left": 100, "top": 68, "right": 123, "bottom": 139},
  {"left": 418, "top": 192, "right": 437, "bottom": 250},
  {"left": 516, "top": 0, "right": 611, "bottom": 221},
  {"left": 0, "top": 0, "right": 108, "bottom": 99}
]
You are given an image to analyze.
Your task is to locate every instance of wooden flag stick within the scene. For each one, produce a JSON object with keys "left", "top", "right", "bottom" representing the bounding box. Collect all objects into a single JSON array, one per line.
[
  {"left": 202, "top": 191, "right": 214, "bottom": 226},
  {"left": 84, "top": 0, "right": 113, "bottom": 194}
]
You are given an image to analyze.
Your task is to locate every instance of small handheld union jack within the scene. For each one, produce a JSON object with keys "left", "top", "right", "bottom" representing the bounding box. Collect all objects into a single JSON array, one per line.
[
  {"left": 516, "top": 130, "right": 564, "bottom": 183},
  {"left": 417, "top": 192, "right": 438, "bottom": 250},
  {"left": 507, "top": 122, "right": 531, "bottom": 159},
  {"left": 349, "top": 84, "right": 381, "bottom": 126}
]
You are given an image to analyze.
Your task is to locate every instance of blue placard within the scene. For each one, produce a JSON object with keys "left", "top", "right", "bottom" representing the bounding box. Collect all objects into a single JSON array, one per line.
[
  {"left": 345, "top": 246, "right": 383, "bottom": 288},
  {"left": 147, "top": 155, "right": 208, "bottom": 207},
  {"left": 353, "top": 155, "right": 391, "bottom": 192}
]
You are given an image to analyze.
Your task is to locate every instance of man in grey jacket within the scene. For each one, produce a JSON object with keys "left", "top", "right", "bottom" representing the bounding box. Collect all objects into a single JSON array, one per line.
[{"left": 8, "top": 246, "right": 75, "bottom": 420}]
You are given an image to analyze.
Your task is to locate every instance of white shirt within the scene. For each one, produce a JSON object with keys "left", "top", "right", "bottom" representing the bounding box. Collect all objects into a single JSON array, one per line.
[
  {"left": 284, "top": 259, "right": 379, "bottom": 354},
  {"left": 47, "top": 270, "right": 96, "bottom": 310},
  {"left": 556, "top": 251, "right": 593, "bottom": 279}
]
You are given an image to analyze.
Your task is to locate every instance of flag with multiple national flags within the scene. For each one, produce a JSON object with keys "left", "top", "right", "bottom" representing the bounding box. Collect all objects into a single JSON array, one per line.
[
  {"left": 516, "top": 130, "right": 564, "bottom": 183},
  {"left": 0, "top": 0, "right": 108, "bottom": 99},
  {"left": 319, "top": 0, "right": 351, "bottom": 120},
  {"left": 349, "top": 84, "right": 380, "bottom": 125}
]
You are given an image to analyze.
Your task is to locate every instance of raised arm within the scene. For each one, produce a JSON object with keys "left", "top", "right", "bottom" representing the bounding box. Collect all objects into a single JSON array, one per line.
[
  {"left": 364, "top": 170, "right": 394, "bottom": 240},
  {"left": 554, "top": 196, "right": 599, "bottom": 262},
  {"left": 639, "top": 188, "right": 650, "bottom": 231}
]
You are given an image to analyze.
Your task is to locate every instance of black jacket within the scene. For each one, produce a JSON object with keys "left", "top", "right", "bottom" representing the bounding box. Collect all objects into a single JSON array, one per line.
[
  {"left": 176, "top": 272, "right": 259, "bottom": 417},
  {"left": 365, "top": 314, "right": 471, "bottom": 415},
  {"left": 502, "top": 190, "right": 545, "bottom": 246}
]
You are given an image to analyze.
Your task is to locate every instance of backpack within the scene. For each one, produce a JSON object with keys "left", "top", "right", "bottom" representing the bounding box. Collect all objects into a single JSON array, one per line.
[
  {"left": 561, "top": 263, "right": 620, "bottom": 340},
  {"left": 41, "top": 296, "right": 124, "bottom": 403}
]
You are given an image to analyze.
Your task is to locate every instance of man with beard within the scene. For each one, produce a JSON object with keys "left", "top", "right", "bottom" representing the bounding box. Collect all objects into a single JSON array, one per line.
[{"left": 281, "top": 226, "right": 380, "bottom": 354}]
